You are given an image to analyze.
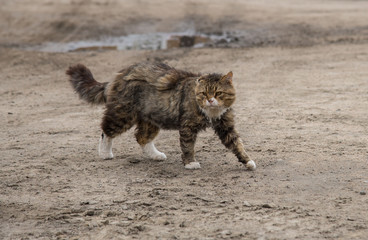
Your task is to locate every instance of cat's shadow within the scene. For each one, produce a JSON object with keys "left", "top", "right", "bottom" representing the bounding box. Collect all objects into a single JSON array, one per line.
[
  {"left": 114, "top": 153, "right": 251, "bottom": 179},
  {"left": 115, "top": 154, "right": 213, "bottom": 178}
]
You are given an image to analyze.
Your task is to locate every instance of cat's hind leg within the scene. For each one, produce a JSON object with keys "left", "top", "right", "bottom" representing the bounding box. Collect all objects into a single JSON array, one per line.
[
  {"left": 135, "top": 121, "right": 167, "bottom": 160},
  {"left": 100, "top": 105, "right": 136, "bottom": 159},
  {"left": 99, "top": 132, "right": 113, "bottom": 159}
]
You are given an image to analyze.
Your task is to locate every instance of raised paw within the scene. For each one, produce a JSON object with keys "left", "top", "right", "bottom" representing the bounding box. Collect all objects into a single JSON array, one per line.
[
  {"left": 142, "top": 142, "right": 167, "bottom": 160},
  {"left": 149, "top": 151, "right": 167, "bottom": 161},
  {"left": 184, "top": 161, "right": 201, "bottom": 170},
  {"left": 245, "top": 160, "right": 256, "bottom": 170}
]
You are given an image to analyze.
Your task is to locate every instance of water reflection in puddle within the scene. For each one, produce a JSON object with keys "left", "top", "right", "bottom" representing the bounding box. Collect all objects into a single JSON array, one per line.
[{"left": 28, "top": 31, "right": 235, "bottom": 52}]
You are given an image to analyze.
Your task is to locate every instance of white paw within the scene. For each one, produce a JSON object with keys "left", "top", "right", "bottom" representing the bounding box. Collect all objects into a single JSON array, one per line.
[
  {"left": 245, "top": 160, "right": 256, "bottom": 170},
  {"left": 142, "top": 142, "right": 167, "bottom": 160},
  {"left": 99, "top": 151, "right": 114, "bottom": 160},
  {"left": 99, "top": 133, "right": 113, "bottom": 159},
  {"left": 150, "top": 151, "right": 167, "bottom": 161},
  {"left": 185, "top": 162, "right": 201, "bottom": 170}
]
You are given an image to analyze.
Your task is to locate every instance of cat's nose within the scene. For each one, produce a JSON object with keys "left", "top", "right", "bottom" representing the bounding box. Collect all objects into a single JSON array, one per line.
[{"left": 208, "top": 98, "right": 214, "bottom": 103}]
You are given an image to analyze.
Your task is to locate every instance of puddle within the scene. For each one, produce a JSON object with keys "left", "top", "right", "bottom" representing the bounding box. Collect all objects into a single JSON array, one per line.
[{"left": 27, "top": 31, "right": 236, "bottom": 52}]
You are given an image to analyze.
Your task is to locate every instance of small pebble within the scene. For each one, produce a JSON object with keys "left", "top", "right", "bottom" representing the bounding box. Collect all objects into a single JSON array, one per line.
[
  {"left": 243, "top": 201, "right": 251, "bottom": 207},
  {"left": 106, "top": 211, "right": 116, "bottom": 217},
  {"left": 360, "top": 191, "right": 366, "bottom": 195},
  {"left": 121, "top": 205, "right": 128, "bottom": 210},
  {"left": 134, "top": 225, "right": 145, "bottom": 232},
  {"left": 85, "top": 210, "right": 95, "bottom": 216},
  {"left": 220, "top": 230, "right": 232, "bottom": 236},
  {"left": 262, "top": 203, "right": 276, "bottom": 208},
  {"left": 127, "top": 213, "right": 135, "bottom": 220},
  {"left": 101, "top": 220, "right": 109, "bottom": 225},
  {"left": 129, "top": 158, "right": 140, "bottom": 164}
]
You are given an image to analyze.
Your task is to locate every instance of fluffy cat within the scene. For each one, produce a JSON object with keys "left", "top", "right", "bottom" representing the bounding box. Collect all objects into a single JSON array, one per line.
[{"left": 66, "top": 62, "right": 256, "bottom": 170}]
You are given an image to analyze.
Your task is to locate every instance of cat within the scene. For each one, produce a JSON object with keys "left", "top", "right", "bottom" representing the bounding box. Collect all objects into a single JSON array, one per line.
[{"left": 66, "top": 61, "right": 256, "bottom": 170}]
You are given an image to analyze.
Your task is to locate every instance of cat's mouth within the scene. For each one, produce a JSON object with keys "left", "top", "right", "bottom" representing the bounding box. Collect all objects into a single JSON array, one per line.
[
  {"left": 205, "top": 102, "right": 220, "bottom": 108},
  {"left": 203, "top": 102, "right": 225, "bottom": 110},
  {"left": 200, "top": 105, "right": 229, "bottom": 119}
]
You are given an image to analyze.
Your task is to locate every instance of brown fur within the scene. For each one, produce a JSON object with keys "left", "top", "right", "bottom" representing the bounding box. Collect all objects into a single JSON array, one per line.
[
  {"left": 66, "top": 64, "right": 108, "bottom": 104},
  {"left": 66, "top": 62, "right": 254, "bottom": 168}
]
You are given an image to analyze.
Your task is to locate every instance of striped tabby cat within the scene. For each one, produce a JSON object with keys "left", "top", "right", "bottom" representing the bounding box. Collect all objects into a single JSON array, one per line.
[{"left": 66, "top": 62, "right": 256, "bottom": 170}]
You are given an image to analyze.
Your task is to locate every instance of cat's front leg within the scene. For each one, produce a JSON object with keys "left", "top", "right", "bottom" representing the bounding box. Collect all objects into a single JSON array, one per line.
[
  {"left": 179, "top": 128, "right": 200, "bottom": 169},
  {"left": 213, "top": 111, "right": 256, "bottom": 170}
]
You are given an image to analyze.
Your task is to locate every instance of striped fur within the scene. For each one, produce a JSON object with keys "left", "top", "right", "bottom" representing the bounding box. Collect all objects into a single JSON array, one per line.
[
  {"left": 66, "top": 64, "right": 108, "bottom": 104},
  {"left": 67, "top": 61, "right": 255, "bottom": 170}
]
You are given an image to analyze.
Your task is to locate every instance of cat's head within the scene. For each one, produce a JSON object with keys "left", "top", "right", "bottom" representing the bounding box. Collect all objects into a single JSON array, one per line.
[{"left": 195, "top": 71, "right": 235, "bottom": 119}]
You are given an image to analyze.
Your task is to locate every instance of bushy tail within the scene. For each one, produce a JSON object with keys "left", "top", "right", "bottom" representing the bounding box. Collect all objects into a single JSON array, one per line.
[{"left": 66, "top": 64, "right": 108, "bottom": 105}]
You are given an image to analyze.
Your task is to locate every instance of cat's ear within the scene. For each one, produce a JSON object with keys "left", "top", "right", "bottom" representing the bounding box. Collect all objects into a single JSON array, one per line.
[
  {"left": 221, "top": 71, "right": 233, "bottom": 84},
  {"left": 196, "top": 77, "right": 204, "bottom": 84}
]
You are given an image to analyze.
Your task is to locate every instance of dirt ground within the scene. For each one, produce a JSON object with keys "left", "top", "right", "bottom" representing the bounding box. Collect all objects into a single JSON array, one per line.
[{"left": 1, "top": 0, "right": 368, "bottom": 239}]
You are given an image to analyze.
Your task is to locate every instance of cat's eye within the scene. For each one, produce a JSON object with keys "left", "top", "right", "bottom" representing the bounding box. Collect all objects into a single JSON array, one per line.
[{"left": 215, "top": 92, "right": 223, "bottom": 96}]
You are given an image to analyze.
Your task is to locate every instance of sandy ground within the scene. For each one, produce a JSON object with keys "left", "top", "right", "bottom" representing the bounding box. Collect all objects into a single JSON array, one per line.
[{"left": 1, "top": 0, "right": 368, "bottom": 239}]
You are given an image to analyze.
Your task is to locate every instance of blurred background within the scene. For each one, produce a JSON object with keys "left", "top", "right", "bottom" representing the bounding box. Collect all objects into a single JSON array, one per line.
[{"left": 1, "top": 0, "right": 368, "bottom": 52}]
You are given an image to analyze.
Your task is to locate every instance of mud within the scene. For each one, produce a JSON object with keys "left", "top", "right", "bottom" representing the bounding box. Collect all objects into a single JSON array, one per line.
[
  {"left": 24, "top": 32, "right": 230, "bottom": 52},
  {"left": 1, "top": 0, "right": 368, "bottom": 239}
]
